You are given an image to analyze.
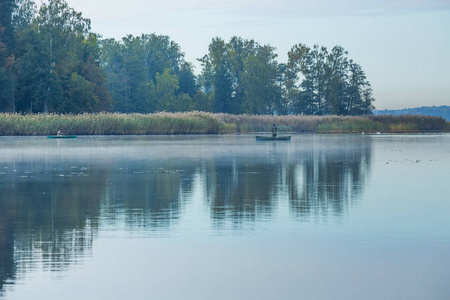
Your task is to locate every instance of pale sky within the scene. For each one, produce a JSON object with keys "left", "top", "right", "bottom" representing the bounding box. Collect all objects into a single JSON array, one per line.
[{"left": 64, "top": 0, "right": 450, "bottom": 109}]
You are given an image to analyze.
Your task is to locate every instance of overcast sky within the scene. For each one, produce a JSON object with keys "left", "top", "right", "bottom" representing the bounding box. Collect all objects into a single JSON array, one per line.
[{"left": 64, "top": 0, "right": 450, "bottom": 109}]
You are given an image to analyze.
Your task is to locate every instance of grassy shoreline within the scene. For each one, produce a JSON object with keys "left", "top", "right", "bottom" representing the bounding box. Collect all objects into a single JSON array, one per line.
[{"left": 0, "top": 112, "right": 448, "bottom": 136}]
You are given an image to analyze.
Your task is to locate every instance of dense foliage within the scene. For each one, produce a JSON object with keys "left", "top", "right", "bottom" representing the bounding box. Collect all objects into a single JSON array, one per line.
[
  {"left": 287, "top": 44, "right": 374, "bottom": 115},
  {"left": 0, "top": 0, "right": 375, "bottom": 115}
]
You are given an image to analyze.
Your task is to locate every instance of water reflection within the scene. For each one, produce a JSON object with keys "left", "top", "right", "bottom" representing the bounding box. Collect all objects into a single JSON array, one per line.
[
  {"left": 0, "top": 135, "right": 371, "bottom": 295},
  {"left": 287, "top": 138, "right": 371, "bottom": 220},
  {"left": 205, "top": 136, "right": 371, "bottom": 226}
]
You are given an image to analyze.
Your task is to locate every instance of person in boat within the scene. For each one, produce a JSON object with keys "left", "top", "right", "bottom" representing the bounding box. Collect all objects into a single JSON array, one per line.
[
  {"left": 57, "top": 130, "right": 63, "bottom": 136},
  {"left": 271, "top": 124, "right": 277, "bottom": 138}
]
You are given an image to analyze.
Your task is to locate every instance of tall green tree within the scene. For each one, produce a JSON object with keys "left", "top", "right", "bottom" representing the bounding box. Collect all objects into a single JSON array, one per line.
[
  {"left": 275, "top": 63, "right": 289, "bottom": 115},
  {"left": 322, "top": 46, "right": 348, "bottom": 115},
  {"left": 199, "top": 36, "right": 281, "bottom": 115},
  {"left": 101, "top": 33, "right": 187, "bottom": 113},
  {"left": 55, "top": 34, "right": 113, "bottom": 113},
  {"left": 177, "top": 62, "right": 197, "bottom": 98},
  {"left": 287, "top": 44, "right": 374, "bottom": 115},
  {"left": 63, "top": 72, "right": 97, "bottom": 113},
  {"left": 12, "top": 0, "right": 111, "bottom": 113},
  {"left": 346, "top": 60, "right": 374, "bottom": 115},
  {"left": 0, "top": 38, "right": 10, "bottom": 111},
  {"left": 35, "top": 0, "right": 91, "bottom": 113},
  {"left": 152, "top": 69, "right": 179, "bottom": 112},
  {"left": 228, "top": 36, "right": 256, "bottom": 113},
  {"left": 100, "top": 39, "right": 131, "bottom": 112},
  {"left": 0, "top": 0, "right": 37, "bottom": 112},
  {"left": 0, "top": 0, "right": 17, "bottom": 111},
  {"left": 79, "top": 34, "right": 113, "bottom": 111},
  {"left": 13, "top": 0, "right": 90, "bottom": 113},
  {"left": 241, "top": 45, "right": 279, "bottom": 114},
  {"left": 0, "top": 0, "right": 15, "bottom": 49},
  {"left": 199, "top": 37, "right": 233, "bottom": 113}
]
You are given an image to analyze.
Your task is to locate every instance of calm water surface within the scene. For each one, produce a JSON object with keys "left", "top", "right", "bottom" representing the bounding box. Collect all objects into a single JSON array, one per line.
[{"left": 0, "top": 134, "right": 449, "bottom": 300}]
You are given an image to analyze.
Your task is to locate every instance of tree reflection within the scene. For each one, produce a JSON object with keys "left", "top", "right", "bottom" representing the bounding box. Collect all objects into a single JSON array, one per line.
[
  {"left": 0, "top": 157, "right": 195, "bottom": 294},
  {"left": 287, "top": 138, "right": 371, "bottom": 220},
  {"left": 204, "top": 137, "right": 371, "bottom": 225},
  {"left": 0, "top": 214, "right": 14, "bottom": 296},
  {"left": 0, "top": 161, "right": 103, "bottom": 291},
  {"left": 0, "top": 136, "right": 372, "bottom": 295},
  {"left": 205, "top": 156, "right": 281, "bottom": 227}
]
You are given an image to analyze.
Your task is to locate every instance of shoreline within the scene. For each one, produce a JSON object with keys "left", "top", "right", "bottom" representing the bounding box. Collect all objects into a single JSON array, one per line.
[{"left": 0, "top": 112, "right": 448, "bottom": 136}]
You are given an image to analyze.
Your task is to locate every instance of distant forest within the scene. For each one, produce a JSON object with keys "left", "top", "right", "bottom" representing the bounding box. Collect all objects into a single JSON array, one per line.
[
  {"left": 374, "top": 106, "right": 450, "bottom": 121},
  {"left": 0, "top": 0, "right": 375, "bottom": 116}
]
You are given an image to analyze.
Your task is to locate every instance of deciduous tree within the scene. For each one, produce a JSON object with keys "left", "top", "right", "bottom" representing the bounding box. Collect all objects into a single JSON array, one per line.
[
  {"left": 101, "top": 34, "right": 187, "bottom": 113},
  {"left": 287, "top": 44, "right": 374, "bottom": 115}
]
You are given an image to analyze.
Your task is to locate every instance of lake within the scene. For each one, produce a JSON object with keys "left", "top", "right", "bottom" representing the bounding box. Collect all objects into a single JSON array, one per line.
[{"left": 1, "top": 134, "right": 449, "bottom": 300}]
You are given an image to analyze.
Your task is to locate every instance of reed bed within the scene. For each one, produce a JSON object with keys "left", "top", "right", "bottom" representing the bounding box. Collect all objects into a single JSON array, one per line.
[
  {"left": 0, "top": 112, "right": 447, "bottom": 136},
  {"left": 0, "top": 112, "right": 222, "bottom": 136},
  {"left": 215, "top": 113, "right": 448, "bottom": 133}
]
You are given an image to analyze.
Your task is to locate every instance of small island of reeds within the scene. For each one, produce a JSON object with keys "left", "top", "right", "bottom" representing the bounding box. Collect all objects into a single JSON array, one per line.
[{"left": 0, "top": 112, "right": 448, "bottom": 136}]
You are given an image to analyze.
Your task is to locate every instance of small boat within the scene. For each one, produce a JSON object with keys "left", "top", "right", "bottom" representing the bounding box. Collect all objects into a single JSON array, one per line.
[
  {"left": 47, "top": 135, "right": 78, "bottom": 139},
  {"left": 256, "top": 135, "right": 291, "bottom": 141}
]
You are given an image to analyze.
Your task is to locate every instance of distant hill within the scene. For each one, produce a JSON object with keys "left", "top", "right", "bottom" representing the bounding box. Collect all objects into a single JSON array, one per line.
[{"left": 374, "top": 105, "right": 450, "bottom": 121}]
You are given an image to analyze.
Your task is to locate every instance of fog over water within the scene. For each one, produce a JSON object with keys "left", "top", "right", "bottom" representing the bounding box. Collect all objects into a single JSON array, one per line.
[{"left": 1, "top": 134, "right": 449, "bottom": 300}]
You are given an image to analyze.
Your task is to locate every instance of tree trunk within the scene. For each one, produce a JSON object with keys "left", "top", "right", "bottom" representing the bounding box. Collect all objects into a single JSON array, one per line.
[{"left": 44, "top": 86, "right": 50, "bottom": 113}]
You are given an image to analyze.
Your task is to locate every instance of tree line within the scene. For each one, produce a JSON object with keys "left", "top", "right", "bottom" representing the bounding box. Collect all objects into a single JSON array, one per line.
[{"left": 0, "top": 0, "right": 375, "bottom": 115}]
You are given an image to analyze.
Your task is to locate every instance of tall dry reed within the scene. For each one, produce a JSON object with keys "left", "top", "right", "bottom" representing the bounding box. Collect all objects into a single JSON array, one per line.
[{"left": 0, "top": 112, "right": 447, "bottom": 135}]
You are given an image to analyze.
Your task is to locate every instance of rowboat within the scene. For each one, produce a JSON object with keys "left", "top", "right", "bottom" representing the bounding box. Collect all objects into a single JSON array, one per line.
[
  {"left": 256, "top": 135, "right": 291, "bottom": 141},
  {"left": 47, "top": 135, "right": 78, "bottom": 139}
]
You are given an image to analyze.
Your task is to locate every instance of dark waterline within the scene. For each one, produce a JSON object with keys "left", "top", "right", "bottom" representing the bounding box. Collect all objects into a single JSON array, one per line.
[{"left": 1, "top": 134, "right": 449, "bottom": 300}]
